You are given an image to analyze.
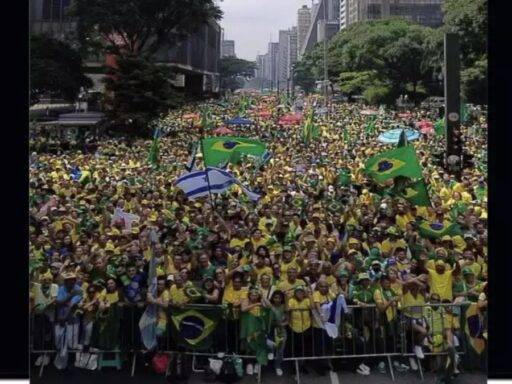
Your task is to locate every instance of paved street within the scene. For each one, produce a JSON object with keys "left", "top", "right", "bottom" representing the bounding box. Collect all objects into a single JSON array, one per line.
[{"left": 32, "top": 361, "right": 486, "bottom": 384}]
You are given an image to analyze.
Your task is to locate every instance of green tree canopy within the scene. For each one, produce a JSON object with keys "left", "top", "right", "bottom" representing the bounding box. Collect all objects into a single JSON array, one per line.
[
  {"left": 71, "top": 0, "right": 222, "bottom": 58},
  {"left": 219, "top": 57, "right": 257, "bottom": 91},
  {"left": 30, "top": 34, "right": 92, "bottom": 105}
]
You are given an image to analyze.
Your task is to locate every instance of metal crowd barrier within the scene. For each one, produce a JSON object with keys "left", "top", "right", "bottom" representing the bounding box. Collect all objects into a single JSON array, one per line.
[{"left": 30, "top": 301, "right": 478, "bottom": 382}]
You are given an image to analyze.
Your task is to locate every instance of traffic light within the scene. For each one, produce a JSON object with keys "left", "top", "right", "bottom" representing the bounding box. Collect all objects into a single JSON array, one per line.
[{"left": 451, "top": 128, "right": 463, "bottom": 157}]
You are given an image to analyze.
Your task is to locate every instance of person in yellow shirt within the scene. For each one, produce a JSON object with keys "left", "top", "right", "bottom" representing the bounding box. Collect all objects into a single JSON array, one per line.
[
  {"left": 229, "top": 228, "right": 250, "bottom": 249},
  {"left": 311, "top": 280, "right": 336, "bottom": 373},
  {"left": 147, "top": 277, "right": 170, "bottom": 338},
  {"left": 286, "top": 286, "right": 312, "bottom": 360},
  {"left": 381, "top": 227, "right": 407, "bottom": 257},
  {"left": 427, "top": 260, "right": 461, "bottom": 301},
  {"left": 395, "top": 203, "right": 414, "bottom": 232},
  {"left": 276, "top": 267, "right": 306, "bottom": 299},
  {"left": 222, "top": 272, "right": 247, "bottom": 352},
  {"left": 241, "top": 287, "right": 265, "bottom": 375},
  {"left": 250, "top": 229, "right": 270, "bottom": 250},
  {"left": 168, "top": 274, "right": 189, "bottom": 307}
]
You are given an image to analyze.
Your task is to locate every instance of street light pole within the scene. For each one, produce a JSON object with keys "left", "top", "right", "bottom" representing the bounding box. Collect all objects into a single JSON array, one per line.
[{"left": 323, "top": 0, "right": 328, "bottom": 108}]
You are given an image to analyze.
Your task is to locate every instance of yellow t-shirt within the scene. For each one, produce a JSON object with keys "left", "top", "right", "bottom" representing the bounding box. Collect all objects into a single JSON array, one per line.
[
  {"left": 169, "top": 285, "right": 189, "bottom": 305},
  {"left": 312, "top": 290, "right": 335, "bottom": 327},
  {"left": 229, "top": 238, "right": 249, "bottom": 249},
  {"left": 288, "top": 297, "right": 312, "bottom": 333},
  {"left": 402, "top": 291, "right": 426, "bottom": 319},
  {"left": 276, "top": 279, "right": 306, "bottom": 298},
  {"left": 280, "top": 259, "right": 300, "bottom": 274},
  {"left": 381, "top": 239, "right": 407, "bottom": 256},
  {"left": 396, "top": 213, "right": 414, "bottom": 232},
  {"left": 428, "top": 268, "right": 454, "bottom": 301},
  {"left": 374, "top": 288, "right": 397, "bottom": 322},
  {"left": 253, "top": 265, "right": 272, "bottom": 280}
]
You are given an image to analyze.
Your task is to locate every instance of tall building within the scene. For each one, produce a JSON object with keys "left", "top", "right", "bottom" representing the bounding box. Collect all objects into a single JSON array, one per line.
[
  {"left": 221, "top": 40, "right": 236, "bottom": 58},
  {"left": 287, "top": 27, "right": 298, "bottom": 79},
  {"left": 278, "top": 30, "right": 291, "bottom": 89},
  {"left": 300, "top": 0, "right": 339, "bottom": 57},
  {"left": 347, "top": 0, "right": 444, "bottom": 28},
  {"left": 327, "top": 0, "right": 341, "bottom": 20},
  {"left": 267, "top": 42, "right": 280, "bottom": 89},
  {"left": 297, "top": 5, "right": 312, "bottom": 59},
  {"left": 339, "top": 0, "right": 349, "bottom": 30}
]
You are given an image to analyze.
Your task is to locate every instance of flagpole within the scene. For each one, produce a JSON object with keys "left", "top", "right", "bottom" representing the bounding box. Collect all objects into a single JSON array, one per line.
[{"left": 200, "top": 139, "right": 217, "bottom": 211}]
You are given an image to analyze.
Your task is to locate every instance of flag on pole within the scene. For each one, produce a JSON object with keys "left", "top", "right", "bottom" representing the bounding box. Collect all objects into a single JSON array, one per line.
[
  {"left": 201, "top": 136, "right": 267, "bottom": 167},
  {"left": 147, "top": 128, "right": 161, "bottom": 168},
  {"left": 176, "top": 167, "right": 260, "bottom": 202},
  {"left": 364, "top": 145, "right": 423, "bottom": 183}
]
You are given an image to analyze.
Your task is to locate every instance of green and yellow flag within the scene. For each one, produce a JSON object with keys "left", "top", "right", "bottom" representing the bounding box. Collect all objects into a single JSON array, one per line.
[
  {"left": 170, "top": 305, "right": 223, "bottom": 350},
  {"left": 399, "top": 179, "right": 431, "bottom": 207},
  {"left": 364, "top": 145, "right": 422, "bottom": 183},
  {"left": 201, "top": 136, "right": 267, "bottom": 167},
  {"left": 418, "top": 221, "right": 462, "bottom": 239},
  {"left": 240, "top": 311, "right": 269, "bottom": 365},
  {"left": 147, "top": 128, "right": 161, "bottom": 168}
]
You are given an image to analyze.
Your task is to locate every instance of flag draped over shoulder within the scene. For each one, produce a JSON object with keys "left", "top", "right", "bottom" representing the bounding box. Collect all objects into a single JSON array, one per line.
[
  {"left": 201, "top": 136, "right": 266, "bottom": 167},
  {"left": 147, "top": 128, "right": 161, "bottom": 167},
  {"left": 170, "top": 305, "right": 223, "bottom": 350},
  {"left": 398, "top": 179, "right": 431, "bottom": 207},
  {"left": 240, "top": 311, "right": 269, "bottom": 365},
  {"left": 364, "top": 145, "right": 422, "bottom": 183},
  {"left": 418, "top": 221, "right": 462, "bottom": 239}
]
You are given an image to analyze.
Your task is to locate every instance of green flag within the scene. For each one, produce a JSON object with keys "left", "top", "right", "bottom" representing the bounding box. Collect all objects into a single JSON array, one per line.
[
  {"left": 365, "top": 116, "right": 376, "bottom": 134},
  {"left": 418, "top": 221, "right": 462, "bottom": 239},
  {"left": 434, "top": 118, "right": 445, "bottom": 136},
  {"left": 201, "top": 136, "right": 267, "bottom": 167},
  {"left": 147, "top": 128, "right": 161, "bottom": 168},
  {"left": 302, "top": 109, "right": 315, "bottom": 144},
  {"left": 342, "top": 128, "right": 350, "bottom": 144},
  {"left": 200, "top": 106, "right": 214, "bottom": 130},
  {"left": 170, "top": 305, "right": 223, "bottom": 350},
  {"left": 337, "top": 168, "right": 352, "bottom": 187},
  {"left": 240, "top": 311, "right": 269, "bottom": 365},
  {"left": 398, "top": 179, "right": 431, "bottom": 207},
  {"left": 364, "top": 145, "right": 423, "bottom": 183}
]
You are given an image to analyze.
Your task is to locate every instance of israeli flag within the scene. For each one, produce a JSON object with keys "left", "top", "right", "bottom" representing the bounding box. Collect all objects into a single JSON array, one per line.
[
  {"left": 314, "top": 294, "right": 348, "bottom": 339},
  {"left": 176, "top": 167, "right": 260, "bottom": 202}
]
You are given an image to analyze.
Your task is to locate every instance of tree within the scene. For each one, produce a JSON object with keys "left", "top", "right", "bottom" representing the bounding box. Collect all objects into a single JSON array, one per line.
[
  {"left": 292, "top": 59, "right": 317, "bottom": 94},
  {"left": 71, "top": 0, "right": 222, "bottom": 59},
  {"left": 103, "top": 56, "right": 183, "bottom": 136},
  {"left": 461, "top": 56, "right": 487, "bottom": 105},
  {"left": 30, "top": 34, "right": 92, "bottom": 105},
  {"left": 219, "top": 57, "right": 257, "bottom": 91},
  {"left": 337, "top": 71, "right": 380, "bottom": 96}
]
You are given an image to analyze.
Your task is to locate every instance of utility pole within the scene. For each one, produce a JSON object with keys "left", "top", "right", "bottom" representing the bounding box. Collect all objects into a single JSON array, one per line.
[
  {"left": 444, "top": 33, "right": 462, "bottom": 179},
  {"left": 323, "top": 0, "right": 328, "bottom": 108}
]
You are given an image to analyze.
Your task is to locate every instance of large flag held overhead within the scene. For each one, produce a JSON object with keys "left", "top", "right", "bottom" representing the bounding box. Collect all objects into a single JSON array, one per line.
[
  {"left": 398, "top": 179, "right": 431, "bottom": 207},
  {"left": 170, "top": 305, "right": 223, "bottom": 350},
  {"left": 176, "top": 167, "right": 260, "bottom": 202},
  {"left": 364, "top": 145, "right": 423, "bottom": 183},
  {"left": 201, "top": 136, "right": 266, "bottom": 167},
  {"left": 418, "top": 220, "right": 462, "bottom": 239}
]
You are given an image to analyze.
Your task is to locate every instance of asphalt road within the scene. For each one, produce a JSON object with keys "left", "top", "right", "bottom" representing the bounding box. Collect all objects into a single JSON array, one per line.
[{"left": 31, "top": 358, "right": 486, "bottom": 384}]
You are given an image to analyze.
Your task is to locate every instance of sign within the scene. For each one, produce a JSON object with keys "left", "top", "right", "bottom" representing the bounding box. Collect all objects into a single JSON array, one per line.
[{"left": 448, "top": 112, "right": 459, "bottom": 122}]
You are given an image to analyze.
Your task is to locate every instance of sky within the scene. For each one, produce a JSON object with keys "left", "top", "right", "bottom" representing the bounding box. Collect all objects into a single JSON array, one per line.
[{"left": 219, "top": 0, "right": 313, "bottom": 61}]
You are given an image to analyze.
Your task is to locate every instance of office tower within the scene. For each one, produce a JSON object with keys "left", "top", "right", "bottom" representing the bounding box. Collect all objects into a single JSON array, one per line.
[{"left": 297, "top": 5, "right": 312, "bottom": 59}]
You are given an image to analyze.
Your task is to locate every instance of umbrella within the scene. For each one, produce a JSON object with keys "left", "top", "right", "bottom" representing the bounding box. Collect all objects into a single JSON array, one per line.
[
  {"left": 378, "top": 128, "right": 420, "bottom": 144},
  {"left": 225, "top": 117, "right": 254, "bottom": 126},
  {"left": 361, "top": 109, "right": 379, "bottom": 116},
  {"left": 213, "top": 126, "right": 235, "bottom": 135},
  {"left": 278, "top": 113, "right": 303, "bottom": 126},
  {"left": 416, "top": 120, "right": 434, "bottom": 134}
]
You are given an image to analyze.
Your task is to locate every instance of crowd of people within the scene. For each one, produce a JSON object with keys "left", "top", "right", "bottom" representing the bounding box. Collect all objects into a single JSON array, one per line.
[{"left": 29, "top": 93, "right": 488, "bottom": 380}]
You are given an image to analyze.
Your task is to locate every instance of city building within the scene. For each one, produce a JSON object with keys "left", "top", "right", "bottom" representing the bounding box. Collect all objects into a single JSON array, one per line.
[
  {"left": 287, "top": 27, "right": 298, "bottom": 79},
  {"left": 221, "top": 39, "right": 236, "bottom": 58},
  {"left": 347, "top": 0, "right": 444, "bottom": 28},
  {"left": 300, "top": 0, "right": 340, "bottom": 57},
  {"left": 297, "top": 5, "right": 312, "bottom": 59},
  {"left": 339, "top": 0, "right": 349, "bottom": 30},
  {"left": 278, "top": 30, "right": 291, "bottom": 89},
  {"left": 29, "top": 0, "right": 222, "bottom": 95},
  {"left": 267, "top": 42, "right": 280, "bottom": 89}
]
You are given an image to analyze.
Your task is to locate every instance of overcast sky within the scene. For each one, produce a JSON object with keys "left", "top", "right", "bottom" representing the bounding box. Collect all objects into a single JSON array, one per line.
[{"left": 219, "top": 0, "right": 313, "bottom": 61}]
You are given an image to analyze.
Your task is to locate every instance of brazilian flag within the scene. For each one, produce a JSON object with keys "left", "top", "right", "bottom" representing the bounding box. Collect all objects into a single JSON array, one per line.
[
  {"left": 418, "top": 221, "right": 462, "bottom": 239},
  {"left": 337, "top": 168, "right": 352, "bottom": 187},
  {"left": 170, "top": 305, "right": 222, "bottom": 350},
  {"left": 201, "top": 136, "right": 267, "bottom": 167},
  {"left": 364, "top": 145, "right": 422, "bottom": 183},
  {"left": 463, "top": 302, "right": 487, "bottom": 369},
  {"left": 240, "top": 310, "right": 269, "bottom": 365},
  {"left": 398, "top": 179, "right": 431, "bottom": 207}
]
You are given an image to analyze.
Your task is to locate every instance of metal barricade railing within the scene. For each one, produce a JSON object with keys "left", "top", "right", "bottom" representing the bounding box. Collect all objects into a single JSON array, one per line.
[{"left": 29, "top": 300, "right": 482, "bottom": 382}]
